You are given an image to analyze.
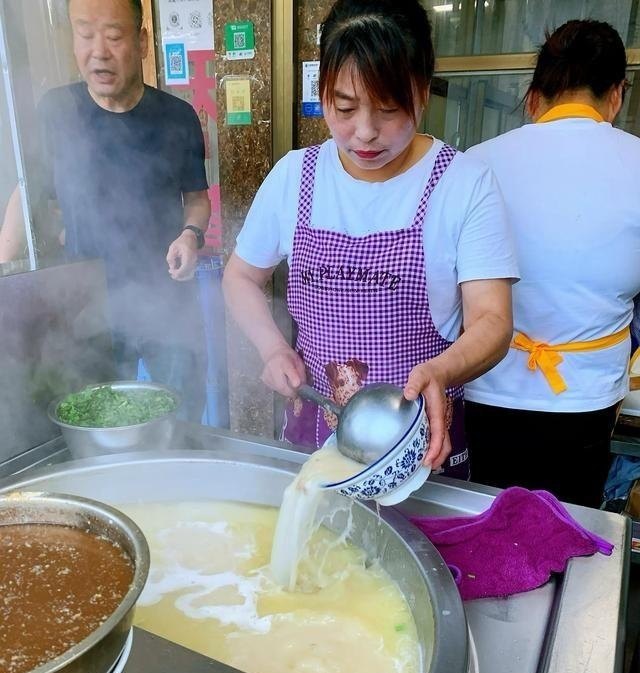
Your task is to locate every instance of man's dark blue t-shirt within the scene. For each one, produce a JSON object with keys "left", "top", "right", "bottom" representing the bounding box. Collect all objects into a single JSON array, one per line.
[{"left": 38, "top": 83, "right": 208, "bottom": 341}]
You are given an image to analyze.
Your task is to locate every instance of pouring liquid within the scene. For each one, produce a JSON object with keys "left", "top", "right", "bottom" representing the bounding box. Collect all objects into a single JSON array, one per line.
[{"left": 269, "top": 443, "right": 362, "bottom": 590}]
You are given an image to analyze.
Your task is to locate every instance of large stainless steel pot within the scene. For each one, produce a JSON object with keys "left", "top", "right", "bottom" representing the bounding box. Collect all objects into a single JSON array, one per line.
[
  {"left": 0, "top": 491, "right": 149, "bottom": 673},
  {"left": 0, "top": 449, "right": 469, "bottom": 673}
]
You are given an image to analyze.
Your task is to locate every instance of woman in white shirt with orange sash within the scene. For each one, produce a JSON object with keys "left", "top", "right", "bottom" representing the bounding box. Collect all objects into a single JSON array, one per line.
[{"left": 464, "top": 19, "right": 640, "bottom": 508}]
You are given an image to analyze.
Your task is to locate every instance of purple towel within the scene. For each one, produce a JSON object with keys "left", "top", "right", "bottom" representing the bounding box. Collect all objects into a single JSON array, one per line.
[{"left": 408, "top": 487, "right": 613, "bottom": 601}]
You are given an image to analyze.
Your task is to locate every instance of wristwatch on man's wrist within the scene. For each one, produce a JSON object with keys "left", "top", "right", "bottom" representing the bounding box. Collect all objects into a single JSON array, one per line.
[{"left": 183, "top": 225, "right": 205, "bottom": 249}]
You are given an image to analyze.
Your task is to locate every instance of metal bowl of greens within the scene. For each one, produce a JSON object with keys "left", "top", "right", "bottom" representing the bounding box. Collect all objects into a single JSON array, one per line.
[{"left": 48, "top": 381, "right": 181, "bottom": 458}]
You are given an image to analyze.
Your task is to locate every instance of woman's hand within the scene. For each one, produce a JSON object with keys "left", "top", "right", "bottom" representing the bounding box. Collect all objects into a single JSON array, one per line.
[
  {"left": 404, "top": 361, "right": 451, "bottom": 470},
  {"left": 223, "top": 253, "right": 306, "bottom": 398},
  {"left": 223, "top": 254, "right": 307, "bottom": 397},
  {"left": 261, "top": 345, "right": 307, "bottom": 398}
]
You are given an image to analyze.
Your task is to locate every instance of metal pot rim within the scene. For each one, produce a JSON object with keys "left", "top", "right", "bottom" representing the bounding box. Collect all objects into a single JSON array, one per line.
[{"left": 0, "top": 490, "right": 150, "bottom": 673}]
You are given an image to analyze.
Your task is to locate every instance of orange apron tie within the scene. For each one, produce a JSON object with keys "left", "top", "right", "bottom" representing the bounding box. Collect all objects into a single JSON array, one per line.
[
  {"left": 512, "top": 327, "right": 630, "bottom": 395},
  {"left": 536, "top": 103, "right": 604, "bottom": 124}
]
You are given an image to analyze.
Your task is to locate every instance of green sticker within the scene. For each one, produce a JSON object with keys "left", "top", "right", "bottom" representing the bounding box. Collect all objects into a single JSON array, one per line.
[
  {"left": 226, "top": 111, "right": 252, "bottom": 125},
  {"left": 224, "top": 22, "right": 255, "bottom": 60}
]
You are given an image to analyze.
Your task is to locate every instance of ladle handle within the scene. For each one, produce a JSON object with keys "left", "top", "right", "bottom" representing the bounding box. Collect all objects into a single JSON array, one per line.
[{"left": 297, "top": 384, "right": 342, "bottom": 418}]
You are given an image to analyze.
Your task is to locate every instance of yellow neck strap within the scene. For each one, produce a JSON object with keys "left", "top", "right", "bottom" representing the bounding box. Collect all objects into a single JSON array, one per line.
[{"left": 536, "top": 103, "right": 605, "bottom": 124}]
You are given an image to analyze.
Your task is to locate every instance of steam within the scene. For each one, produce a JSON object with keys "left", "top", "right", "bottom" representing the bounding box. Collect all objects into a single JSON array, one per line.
[
  {"left": 0, "top": 260, "right": 115, "bottom": 467},
  {"left": 224, "top": 286, "right": 292, "bottom": 438},
  {"left": 0, "top": 0, "right": 238, "bottom": 469}
]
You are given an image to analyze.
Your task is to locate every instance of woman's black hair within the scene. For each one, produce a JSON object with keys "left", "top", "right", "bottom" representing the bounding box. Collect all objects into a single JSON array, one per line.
[
  {"left": 527, "top": 19, "right": 627, "bottom": 102},
  {"left": 319, "top": 0, "right": 434, "bottom": 122}
]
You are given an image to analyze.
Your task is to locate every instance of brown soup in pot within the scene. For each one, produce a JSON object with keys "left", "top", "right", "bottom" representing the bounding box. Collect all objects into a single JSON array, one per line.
[{"left": 0, "top": 523, "right": 134, "bottom": 673}]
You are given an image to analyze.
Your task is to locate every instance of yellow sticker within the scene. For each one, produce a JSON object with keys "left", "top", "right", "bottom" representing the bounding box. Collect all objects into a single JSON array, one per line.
[{"left": 225, "top": 78, "right": 251, "bottom": 125}]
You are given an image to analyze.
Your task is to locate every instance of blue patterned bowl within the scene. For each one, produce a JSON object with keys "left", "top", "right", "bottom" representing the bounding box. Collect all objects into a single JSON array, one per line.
[{"left": 322, "top": 395, "right": 430, "bottom": 506}]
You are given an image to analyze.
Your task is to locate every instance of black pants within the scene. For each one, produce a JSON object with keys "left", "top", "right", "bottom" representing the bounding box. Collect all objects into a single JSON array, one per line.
[{"left": 465, "top": 401, "right": 618, "bottom": 508}]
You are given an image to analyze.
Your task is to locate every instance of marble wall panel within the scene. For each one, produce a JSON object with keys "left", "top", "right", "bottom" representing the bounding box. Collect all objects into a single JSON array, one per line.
[
  {"left": 296, "top": 0, "right": 332, "bottom": 149},
  {"left": 214, "top": 0, "right": 275, "bottom": 438}
]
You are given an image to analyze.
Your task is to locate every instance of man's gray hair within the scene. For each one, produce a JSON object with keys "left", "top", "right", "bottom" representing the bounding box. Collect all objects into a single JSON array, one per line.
[{"left": 68, "top": 0, "right": 144, "bottom": 32}]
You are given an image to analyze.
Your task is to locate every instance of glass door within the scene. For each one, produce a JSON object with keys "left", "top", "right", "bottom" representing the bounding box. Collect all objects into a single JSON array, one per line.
[{"left": 423, "top": 0, "right": 640, "bottom": 149}]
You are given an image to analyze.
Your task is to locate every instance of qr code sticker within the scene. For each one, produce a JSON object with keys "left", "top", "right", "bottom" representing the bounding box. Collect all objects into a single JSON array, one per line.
[
  {"left": 190, "top": 11, "right": 202, "bottom": 30},
  {"left": 310, "top": 78, "right": 319, "bottom": 99},
  {"left": 232, "top": 96, "right": 244, "bottom": 111},
  {"left": 169, "top": 52, "right": 183, "bottom": 75},
  {"left": 233, "top": 32, "right": 246, "bottom": 49}
]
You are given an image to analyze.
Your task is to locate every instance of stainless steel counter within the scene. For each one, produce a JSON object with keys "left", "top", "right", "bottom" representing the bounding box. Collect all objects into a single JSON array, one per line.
[
  {"left": 402, "top": 478, "right": 630, "bottom": 673},
  {"left": 0, "top": 423, "right": 630, "bottom": 673}
]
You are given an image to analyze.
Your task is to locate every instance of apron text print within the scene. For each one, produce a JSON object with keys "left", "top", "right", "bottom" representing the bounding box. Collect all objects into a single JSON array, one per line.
[{"left": 300, "top": 265, "right": 402, "bottom": 291}]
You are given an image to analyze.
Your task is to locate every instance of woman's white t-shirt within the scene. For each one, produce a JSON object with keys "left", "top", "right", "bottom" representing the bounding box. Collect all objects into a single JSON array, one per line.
[
  {"left": 465, "top": 119, "right": 640, "bottom": 412},
  {"left": 235, "top": 137, "right": 518, "bottom": 342}
]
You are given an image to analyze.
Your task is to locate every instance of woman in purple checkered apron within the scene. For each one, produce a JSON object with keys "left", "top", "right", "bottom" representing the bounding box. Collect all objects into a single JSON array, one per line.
[
  {"left": 282, "top": 142, "right": 474, "bottom": 478},
  {"left": 223, "top": 0, "right": 517, "bottom": 479}
]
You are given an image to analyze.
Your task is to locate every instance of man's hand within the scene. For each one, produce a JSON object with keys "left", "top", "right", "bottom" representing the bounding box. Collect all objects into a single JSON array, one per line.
[
  {"left": 166, "top": 229, "right": 200, "bottom": 281},
  {"left": 261, "top": 345, "right": 307, "bottom": 398},
  {"left": 404, "top": 361, "right": 451, "bottom": 470}
]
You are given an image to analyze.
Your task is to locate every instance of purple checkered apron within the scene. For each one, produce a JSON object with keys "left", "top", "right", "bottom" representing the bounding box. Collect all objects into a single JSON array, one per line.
[{"left": 282, "top": 143, "right": 469, "bottom": 479}]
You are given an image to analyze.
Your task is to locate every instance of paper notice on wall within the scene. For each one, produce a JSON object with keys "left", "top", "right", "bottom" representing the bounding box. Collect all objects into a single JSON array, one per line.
[
  {"left": 159, "top": 0, "right": 214, "bottom": 51},
  {"left": 302, "top": 61, "right": 322, "bottom": 117}
]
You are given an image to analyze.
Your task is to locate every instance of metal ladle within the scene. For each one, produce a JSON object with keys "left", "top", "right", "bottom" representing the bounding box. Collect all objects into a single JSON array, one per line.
[{"left": 297, "top": 382, "right": 422, "bottom": 464}]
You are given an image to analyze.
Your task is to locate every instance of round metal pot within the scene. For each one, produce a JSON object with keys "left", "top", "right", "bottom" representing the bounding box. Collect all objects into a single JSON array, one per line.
[
  {"left": 47, "top": 381, "right": 180, "bottom": 459},
  {"left": 0, "top": 490, "right": 150, "bottom": 673},
  {"left": 0, "top": 449, "right": 469, "bottom": 673}
]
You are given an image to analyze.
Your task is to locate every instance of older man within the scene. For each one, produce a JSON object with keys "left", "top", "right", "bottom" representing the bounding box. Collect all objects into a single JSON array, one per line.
[{"left": 3, "top": 0, "right": 210, "bottom": 420}]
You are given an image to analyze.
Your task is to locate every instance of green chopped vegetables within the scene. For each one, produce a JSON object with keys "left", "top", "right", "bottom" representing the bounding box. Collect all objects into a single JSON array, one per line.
[{"left": 56, "top": 385, "right": 176, "bottom": 428}]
